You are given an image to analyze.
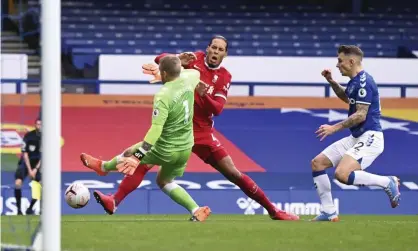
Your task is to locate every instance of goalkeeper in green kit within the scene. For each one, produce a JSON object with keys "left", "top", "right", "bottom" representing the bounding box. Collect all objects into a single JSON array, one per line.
[{"left": 80, "top": 55, "right": 211, "bottom": 222}]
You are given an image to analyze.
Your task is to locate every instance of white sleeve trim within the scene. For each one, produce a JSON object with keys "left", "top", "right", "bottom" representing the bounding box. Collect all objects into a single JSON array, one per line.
[
  {"left": 214, "top": 93, "right": 227, "bottom": 100},
  {"left": 356, "top": 101, "right": 371, "bottom": 105}
]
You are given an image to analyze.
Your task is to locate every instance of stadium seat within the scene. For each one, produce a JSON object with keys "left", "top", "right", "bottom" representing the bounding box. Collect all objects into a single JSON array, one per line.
[{"left": 27, "top": 0, "right": 418, "bottom": 68}]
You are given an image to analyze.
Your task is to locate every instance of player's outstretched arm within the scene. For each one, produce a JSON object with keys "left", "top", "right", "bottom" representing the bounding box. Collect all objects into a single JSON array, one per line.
[
  {"left": 334, "top": 103, "right": 368, "bottom": 131},
  {"left": 202, "top": 95, "right": 226, "bottom": 116},
  {"left": 330, "top": 82, "right": 348, "bottom": 104},
  {"left": 316, "top": 103, "right": 368, "bottom": 141},
  {"left": 315, "top": 104, "right": 369, "bottom": 141},
  {"left": 117, "top": 125, "right": 164, "bottom": 175},
  {"left": 154, "top": 52, "right": 197, "bottom": 67},
  {"left": 154, "top": 53, "right": 170, "bottom": 64},
  {"left": 321, "top": 69, "right": 348, "bottom": 103},
  {"left": 142, "top": 63, "right": 161, "bottom": 83},
  {"left": 198, "top": 81, "right": 227, "bottom": 116}
]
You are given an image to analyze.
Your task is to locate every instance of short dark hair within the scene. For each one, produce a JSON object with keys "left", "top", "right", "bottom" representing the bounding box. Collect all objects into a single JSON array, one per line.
[
  {"left": 208, "top": 35, "right": 228, "bottom": 51},
  {"left": 338, "top": 45, "right": 364, "bottom": 60},
  {"left": 159, "top": 55, "right": 181, "bottom": 78}
]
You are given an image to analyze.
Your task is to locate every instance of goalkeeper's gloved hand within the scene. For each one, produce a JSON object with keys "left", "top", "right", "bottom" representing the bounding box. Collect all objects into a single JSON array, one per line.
[
  {"left": 116, "top": 156, "right": 140, "bottom": 175},
  {"left": 142, "top": 63, "right": 161, "bottom": 83},
  {"left": 116, "top": 147, "right": 147, "bottom": 175}
]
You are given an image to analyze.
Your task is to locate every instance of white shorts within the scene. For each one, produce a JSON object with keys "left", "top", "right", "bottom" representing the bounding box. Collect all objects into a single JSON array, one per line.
[{"left": 322, "top": 130, "right": 384, "bottom": 169}]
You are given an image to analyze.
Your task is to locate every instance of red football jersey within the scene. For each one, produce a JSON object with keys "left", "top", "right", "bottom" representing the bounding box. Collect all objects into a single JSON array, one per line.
[{"left": 185, "top": 51, "right": 232, "bottom": 134}]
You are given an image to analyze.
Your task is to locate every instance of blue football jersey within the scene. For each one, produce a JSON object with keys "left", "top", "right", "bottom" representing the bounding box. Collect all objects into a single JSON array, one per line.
[{"left": 344, "top": 71, "right": 382, "bottom": 137}]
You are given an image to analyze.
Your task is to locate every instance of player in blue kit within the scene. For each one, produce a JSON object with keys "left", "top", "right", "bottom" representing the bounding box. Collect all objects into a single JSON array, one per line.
[{"left": 311, "top": 45, "right": 401, "bottom": 221}]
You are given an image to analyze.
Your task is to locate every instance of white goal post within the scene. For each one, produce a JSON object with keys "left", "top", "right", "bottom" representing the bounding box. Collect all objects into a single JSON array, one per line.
[{"left": 41, "top": 0, "right": 62, "bottom": 250}]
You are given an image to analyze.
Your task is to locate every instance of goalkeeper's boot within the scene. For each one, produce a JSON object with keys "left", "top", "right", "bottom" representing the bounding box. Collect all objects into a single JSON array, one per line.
[
  {"left": 189, "top": 206, "right": 211, "bottom": 222},
  {"left": 271, "top": 209, "right": 300, "bottom": 221},
  {"left": 311, "top": 211, "right": 339, "bottom": 222},
  {"left": 384, "top": 176, "right": 401, "bottom": 208},
  {"left": 80, "top": 153, "right": 108, "bottom": 176},
  {"left": 93, "top": 190, "right": 117, "bottom": 215}
]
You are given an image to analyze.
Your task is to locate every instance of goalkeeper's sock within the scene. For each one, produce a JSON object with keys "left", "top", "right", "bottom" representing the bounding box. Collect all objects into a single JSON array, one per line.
[
  {"left": 14, "top": 188, "right": 22, "bottom": 213},
  {"left": 102, "top": 155, "right": 121, "bottom": 172},
  {"left": 313, "top": 170, "right": 336, "bottom": 214},
  {"left": 235, "top": 173, "right": 278, "bottom": 216},
  {"left": 114, "top": 164, "right": 149, "bottom": 206},
  {"left": 162, "top": 183, "right": 199, "bottom": 214}
]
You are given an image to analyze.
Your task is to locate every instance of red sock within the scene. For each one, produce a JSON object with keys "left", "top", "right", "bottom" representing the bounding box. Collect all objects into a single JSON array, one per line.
[
  {"left": 114, "top": 164, "right": 149, "bottom": 206},
  {"left": 236, "top": 173, "right": 277, "bottom": 216}
]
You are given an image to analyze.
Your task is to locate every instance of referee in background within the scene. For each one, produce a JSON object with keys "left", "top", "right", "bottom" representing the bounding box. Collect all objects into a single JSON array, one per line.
[{"left": 14, "top": 118, "right": 42, "bottom": 215}]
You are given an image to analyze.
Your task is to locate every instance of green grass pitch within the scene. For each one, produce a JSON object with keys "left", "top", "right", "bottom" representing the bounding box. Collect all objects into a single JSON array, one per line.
[{"left": 1, "top": 215, "right": 418, "bottom": 251}]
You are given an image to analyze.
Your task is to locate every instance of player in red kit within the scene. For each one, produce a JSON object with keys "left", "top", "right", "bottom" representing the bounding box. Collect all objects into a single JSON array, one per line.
[{"left": 89, "top": 36, "right": 299, "bottom": 221}]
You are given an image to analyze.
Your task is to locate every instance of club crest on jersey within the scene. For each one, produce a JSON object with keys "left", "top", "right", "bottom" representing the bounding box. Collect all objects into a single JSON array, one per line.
[
  {"left": 153, "top": 109, "right": 159, "bottom": 117},
  {"left": 212, "top": 75, "right": 218, "bottom": 83},
  {"left": 358, "top": 88, "right": 367, "bottom": 98}
]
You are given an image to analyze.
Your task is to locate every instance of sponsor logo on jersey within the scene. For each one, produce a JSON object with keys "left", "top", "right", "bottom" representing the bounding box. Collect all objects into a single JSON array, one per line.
[{"left": 213, "top": 75, "right": 218, "bottom": 83}]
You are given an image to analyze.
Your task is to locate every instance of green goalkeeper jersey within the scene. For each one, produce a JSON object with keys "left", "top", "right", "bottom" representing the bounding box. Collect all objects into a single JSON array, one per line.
[{"left": 143, "top": 69, "right": 200, "bottom": 155}]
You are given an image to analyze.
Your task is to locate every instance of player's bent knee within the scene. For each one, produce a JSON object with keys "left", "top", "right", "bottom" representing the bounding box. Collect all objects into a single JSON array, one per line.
[
  {"left": 155, "top": 172, "right": 173, "bottom": 189},
  {"left": 311, "top": 158, "right": 319, "bottom": 171},
  {"left": 156, "top": 178, "right": 171, "bottom": 189},
  {"left": 311, "top": 155, "right": 332, "bottom": 172},
  {"left": 334, "top": 155, "right": 362, "bottom": 184},
  {"left": 334, "top": 168, "right": 350, "bottom": 184}
]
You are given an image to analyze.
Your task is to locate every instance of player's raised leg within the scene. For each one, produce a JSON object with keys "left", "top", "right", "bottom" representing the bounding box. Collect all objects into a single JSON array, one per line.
[
  {"left": 333, "top": 131, "right": 400, "bottom": 208},
  {"left": 80, "top": 153, "right": 107, "bottom": 176},
  {"left": 311, "top": 153, "right": 339, "bottom": 222},
  {"left": 196, "top": 144, "right": 298, "bottom": 220},
  {"left": 80, "top": 142, "right": 144, "bottom": 176},
  {"left": 113, "top": 164, "right": 151, "bottom": 205},
  {"left": 157, "top": 152, "right": 211, "bottom": 222},
  {"left": 336, "top": 155, "right": 400, "bottom": 208},
  {"left": 92, "top": 164, "right": 150, "bottom": 215},
  {"left": 221, "top": 157, "right": 298, "bottom": 220},
  {"left": 84, "top": 142, "right": 153, "bottom": 214}
]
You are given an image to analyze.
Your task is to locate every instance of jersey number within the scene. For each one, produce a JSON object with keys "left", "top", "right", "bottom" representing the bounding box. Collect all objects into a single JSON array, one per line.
[
  {"left": 354, "top": 142, "right": 364, "bottom": 152},
  {"left": 183, "top": 100, "right": 190, "bottom": 124}
]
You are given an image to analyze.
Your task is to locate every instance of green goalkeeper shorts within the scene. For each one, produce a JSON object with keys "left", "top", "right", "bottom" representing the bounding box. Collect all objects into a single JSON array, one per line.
[{"left": 129, "top": 142, "right": 192, "bottom": 181}]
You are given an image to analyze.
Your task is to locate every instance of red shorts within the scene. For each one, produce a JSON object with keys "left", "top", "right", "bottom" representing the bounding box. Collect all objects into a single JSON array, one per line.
[{"left": 192, "top": 133, "right": 229, "bottom": 166}]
